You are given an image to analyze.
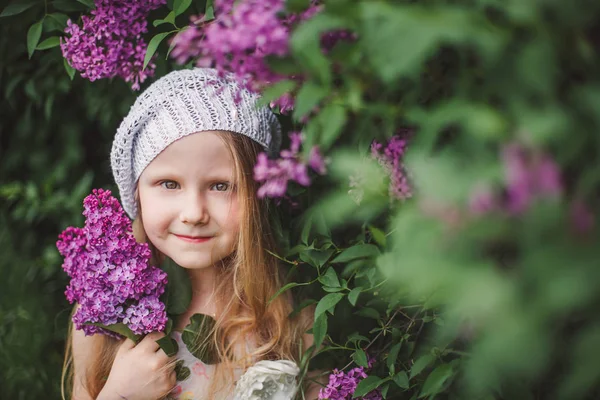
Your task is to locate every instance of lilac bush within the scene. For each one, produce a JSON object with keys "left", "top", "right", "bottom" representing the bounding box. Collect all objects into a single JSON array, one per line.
[
  {"left": 170, "top": 0, "right": 351, "bottom": 113},
  {"left": 254, "top": 132, "right": 326, "bottom": 198},
  {"left": 57, "top": 189, "right": 168, "bottom": 336},
  {"left": 61, "top": 0, "right": 166, "bottom": 90}
]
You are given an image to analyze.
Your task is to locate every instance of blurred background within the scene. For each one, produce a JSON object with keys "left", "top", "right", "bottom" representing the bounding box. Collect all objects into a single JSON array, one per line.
[{"left": 2, "top": 0, "right": 600, "bottom": 399}]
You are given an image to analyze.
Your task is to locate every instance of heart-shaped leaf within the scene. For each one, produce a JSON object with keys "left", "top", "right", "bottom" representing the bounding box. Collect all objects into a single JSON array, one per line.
[{"left": 181, "top": 313, "right": 219, "bottom": 364}]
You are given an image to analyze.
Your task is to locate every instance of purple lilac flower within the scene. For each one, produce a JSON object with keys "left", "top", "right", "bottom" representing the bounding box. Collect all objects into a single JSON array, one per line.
[
  {"left": 371, "top": 132, "right": 412, "bottom": 201},
  {"left": 57, "top": 189, "right": 168, "bottom": 336},
  {"left": 254, "top": 132, "right": 326, "bottom": 198},
  {"left": 172, "top": 0, "right": 288, "bottom": 89},
  {"left": 317, "top": 367, "right": 382, "bottom": 400},
  {"left": 467, "top": 143, "right": 563, "bottom": 217},
  {"left": 61, "top": 0, "right": 166, "bottom": 90},
  {"left": 170, "top": 0, "right": 352, "bottom": 113},
  {"left": 502, "top": 143, "right": 562, "bottom": 214}
]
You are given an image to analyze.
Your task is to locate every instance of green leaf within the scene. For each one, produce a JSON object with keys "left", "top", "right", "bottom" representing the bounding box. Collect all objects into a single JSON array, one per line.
[
  {"left": 64, "top": 58, "right": 75, "bottom": 80},
  {"left": 322, "top": 286, "right": 344, "bottom": 293},
  {"left": 347, "top": 332, "right": 369, "bottom": 345},
  {"left": 160, "top": 258, "right": 192, "bottom": 315},
  {"left": 181, "top": 313, "right": 219, "bottom": 364},
  {"left": 319, "top": 267, "right": 340, "bottom": 288},
  {"left": 312, "top": 313, "right": 327, "bottom": 349},
  {"left": 0, "top": 0, "right": 39, "bottom": 17},
  {"left": 300, "top": 214, "right": 313, "bottom": 245},
  {"left": 288, "top": 298, "right": 317, "bottom": 319},
  {"left": 164, "top": 318, "right": 174, "bottom": 335},
  {"left": 355, "top": 307, "right": 380, "bottom": 319},
  {"left": 317, "top": 103, "right": 346, "bottom": 151},
  {"left": 290, "top": 13, "right": 344, "bottom": 84},
  {"left": 173, "top": 0, "right": 192, "bottom": 17},
  {"left": 153, "top": 18, "right": 170, "bottom": 27},
  {"left": 353, "top": 376, "right": 387, "bottom": 398},
  {"left": 393, "top": 371, "right": 410, "bottom": 389},
  {"left": 306, "top": 249, "right": 335, "bottom": 268},
  {"left": 156, "top": 335, "right": 179, "bottom": 357},
  {"left": 259, "top": 79, "right": 296, "bottom": 106},
  {"left": 205, "top": 0, "right": 214, "bottom": 20},
  {"left": 332, "top": 244, "right": 380, "bottom": 263},
  {"left": 45, "top": 12, "right": 68, "bottom": 31},
  {"left": 293, "top": 81, "right": 327, "bottom": 120},
  {"left": 348, "top": 287, "right": 362, "bottom": 306},
  {"left": 410, "top": 354, "right": 435, "bottom": 379},
  {"left": 144, "top": 31, "right": 173, "bottom": 70},
  {"left": 369, "top": 225, "right": 387, "bottom": 247},
  {"left": 36, "top": 36, "right": 60, "bottom": 50},
  {"left": 268, "top": 282, "right": 306, "bottom": 304},
  {"left": 175, "top": 360, "right": 191, "bottom": 381},
  {"left": 76, "top": 0, "right": 94, "bottom": 8},
  {"left": 352, "top": 348, "right": 368, "bottom": 367},
  {"left": 52, "top": 0, "right": 87, "bottom": 12},
  {"left": 387, "top": 342, "right": 402, "bottom": 375},
  {"left": 418, "top": 364, "right": 453, "bottom": 398},
  {"left": 86, "top": 323, "right": 140, "bottom": 343},
  {"left": 360, "top": 4, "right": 499, "bottom": 83},
  {"left": 314, "top": 293, "right": 344, "bottom": 320},
  {"left": 164, "top": 10, "right": 176, "bottom": 24},
  {"left": 27, "top": 20, "right": 43, "bottom": 59}
]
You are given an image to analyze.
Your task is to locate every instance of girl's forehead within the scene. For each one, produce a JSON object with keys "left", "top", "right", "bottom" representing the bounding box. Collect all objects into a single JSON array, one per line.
[{"left": 144, "top": 131, "right": 235, "bottom": 175}]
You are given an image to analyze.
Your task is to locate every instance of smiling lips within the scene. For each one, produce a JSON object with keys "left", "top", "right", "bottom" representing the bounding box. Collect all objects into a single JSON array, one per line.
[{"left": 174, "top": 234, "right": 213, "bottom": 243}]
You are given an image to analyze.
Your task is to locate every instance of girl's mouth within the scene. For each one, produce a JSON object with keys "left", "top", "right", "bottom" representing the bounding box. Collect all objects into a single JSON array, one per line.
[{"left": 174, "top": 234, "right": 212, "bottom": 243}]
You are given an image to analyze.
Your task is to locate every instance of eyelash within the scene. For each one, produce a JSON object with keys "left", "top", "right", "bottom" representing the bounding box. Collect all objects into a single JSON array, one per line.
[{"left": 159, "top": 180, "right": 232, "bottom": 192}]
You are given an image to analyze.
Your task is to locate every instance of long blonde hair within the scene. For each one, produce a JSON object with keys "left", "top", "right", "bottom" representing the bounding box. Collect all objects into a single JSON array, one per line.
[{"left": 62, "top": 131, "right": 305, "bottom": 399}]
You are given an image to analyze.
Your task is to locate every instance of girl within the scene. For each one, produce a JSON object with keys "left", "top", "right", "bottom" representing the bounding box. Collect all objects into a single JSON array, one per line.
[{"left": 63, "top": 68, "right": 319, "bottom": 400}]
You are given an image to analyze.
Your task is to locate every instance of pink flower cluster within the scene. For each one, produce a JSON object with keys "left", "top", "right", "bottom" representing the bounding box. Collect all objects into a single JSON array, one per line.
[
  {"left": 57, "top": 189, "right": 168, "bottom": 336},
  {"left": 371, "top": 131, "right": 412, "bottom": 201},
  {"left": 170, "top": 0, "right": 351, "bottom": 113},
  {"left": 318, "top": 367, "right": 382, "bottom": 400},
  {"left": 254, "top": 132, "right": 326, "bottom": 198},
  {"left": 469, "top": 142, "right": 562, "bottom": 215},
  {"left": 61, "top": 0, "right": 166, "bottom": 90}
]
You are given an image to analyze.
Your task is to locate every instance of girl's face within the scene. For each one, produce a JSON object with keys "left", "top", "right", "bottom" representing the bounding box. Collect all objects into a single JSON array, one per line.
[{"left": 137, "top": 131, "right": 240, "bottom": 270}]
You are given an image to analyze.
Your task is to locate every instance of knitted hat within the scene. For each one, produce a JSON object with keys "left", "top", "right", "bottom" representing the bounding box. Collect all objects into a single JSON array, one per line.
[{"left": 110, "top": 68, "right": 282, "bottom": 219}]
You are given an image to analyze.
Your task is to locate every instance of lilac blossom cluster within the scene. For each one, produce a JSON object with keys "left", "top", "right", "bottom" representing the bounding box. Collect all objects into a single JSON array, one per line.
[
  {"left": 170, "top": 0, "right": 352, "bottom": 113},
  {"left": 254, "top": 132, "right": 326, "bottom": 198},
  {"left": 61, "top": 0, "right": 166, "bottom": 90},
  {"left": 57, "top": 189, "right": 168, "bottom": 336},
  {"left": 371, "top": 132, "right": 412, "bottom": 201},
  {"left": 318, "top": 367, "right": 382, "bottom": 400},
  {"left": 469, "top": 142, "right": 563, "bottom": 216}
]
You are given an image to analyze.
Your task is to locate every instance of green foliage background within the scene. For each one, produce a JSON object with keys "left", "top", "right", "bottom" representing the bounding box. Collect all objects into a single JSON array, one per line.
[{"left": 2, "top": 0, "right": 600, "bottom": 399}]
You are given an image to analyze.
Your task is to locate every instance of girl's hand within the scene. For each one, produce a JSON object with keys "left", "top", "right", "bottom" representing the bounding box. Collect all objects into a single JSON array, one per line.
[{"left": 98, "top": 332, "right": 176, "bottom": 400}]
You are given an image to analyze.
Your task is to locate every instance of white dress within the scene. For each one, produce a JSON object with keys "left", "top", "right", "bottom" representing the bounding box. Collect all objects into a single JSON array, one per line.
[{"left": 169, "top": 331, "right": 300, "bottom": 400}]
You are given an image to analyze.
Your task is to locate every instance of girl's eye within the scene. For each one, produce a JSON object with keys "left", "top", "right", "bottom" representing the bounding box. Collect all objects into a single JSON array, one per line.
[
  {"left": 211, "top": 182, "right": 230, "bottom": 192},
  {"left": 160, "top": 181, "right": 179, "bottom": 190}
]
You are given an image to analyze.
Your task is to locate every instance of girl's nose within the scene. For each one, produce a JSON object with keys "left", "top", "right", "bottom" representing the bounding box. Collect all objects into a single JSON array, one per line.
[{"left": 179, "top": 193, "right": 209, "bottom": 225}]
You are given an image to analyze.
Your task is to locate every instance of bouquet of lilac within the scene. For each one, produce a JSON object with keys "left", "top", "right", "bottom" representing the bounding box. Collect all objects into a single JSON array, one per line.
[{"left": 57, "top": 189, "right": 168, "bottom": 338}]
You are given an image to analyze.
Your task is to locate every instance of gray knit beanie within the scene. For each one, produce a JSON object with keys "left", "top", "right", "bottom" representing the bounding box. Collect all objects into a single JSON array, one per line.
[{"left": 110, "top": 68, "right": 282, "bottom": 219}]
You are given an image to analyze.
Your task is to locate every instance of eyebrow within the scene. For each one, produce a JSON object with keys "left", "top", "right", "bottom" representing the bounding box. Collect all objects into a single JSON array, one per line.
[{"left": 142, "top": 168, "right": 235, "bottom": 181}]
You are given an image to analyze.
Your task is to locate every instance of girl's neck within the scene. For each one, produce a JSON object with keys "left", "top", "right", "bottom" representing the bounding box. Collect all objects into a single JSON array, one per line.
[
  {"left": 178, "top": 265, "right": 219, "bottom": 326},
  {"left": 187, "top": 264, "right": 218, "bottom": 297}
]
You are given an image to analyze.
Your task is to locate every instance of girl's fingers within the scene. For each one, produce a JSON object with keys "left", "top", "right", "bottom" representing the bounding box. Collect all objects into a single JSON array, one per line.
[
  {"left": 118, "top": 337, "right": 137, "bottom": 352},
  {"left": 137, "top": 332, "right": 164, "bottom": 352}
]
